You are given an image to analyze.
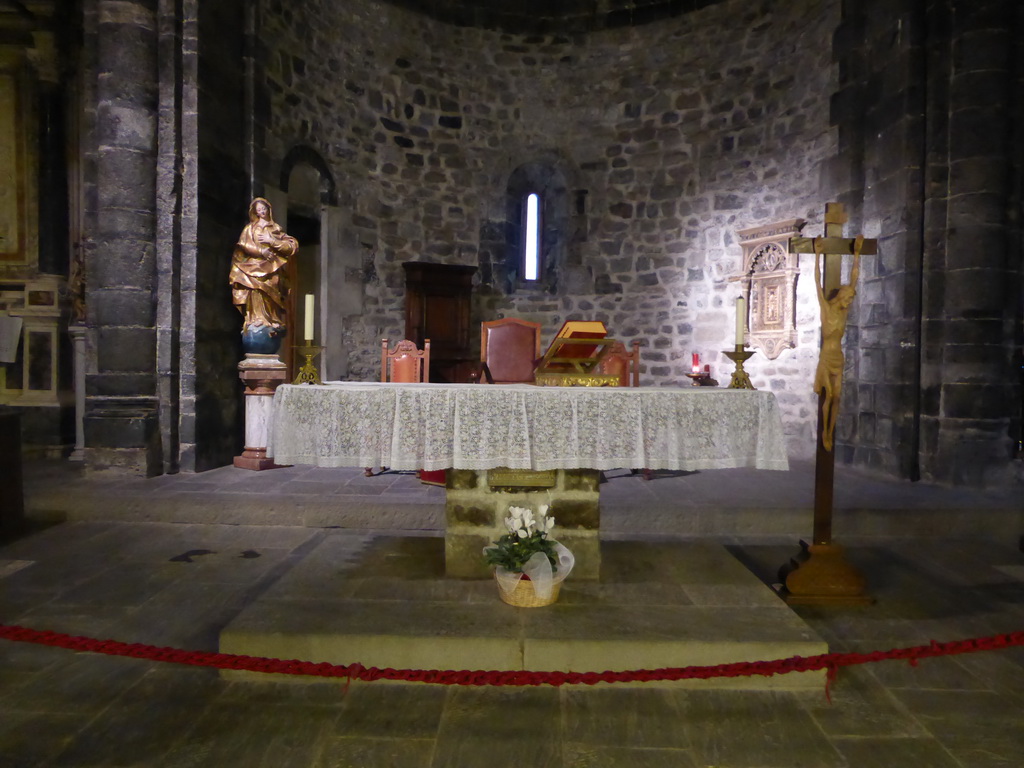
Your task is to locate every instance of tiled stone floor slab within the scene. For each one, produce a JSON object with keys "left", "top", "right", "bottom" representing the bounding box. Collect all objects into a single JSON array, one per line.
[
  {"left": 432, "top": 687, "right": 561, "bottom": 768},
  {"left": 831, "top": 736, "right": 963, "bottom": 768},
  {"left": 890, "top": 689, "right": 1024, "bottom": 768},
  {"left": 672, "top": 688, "right": 842, "bottom": 767}
]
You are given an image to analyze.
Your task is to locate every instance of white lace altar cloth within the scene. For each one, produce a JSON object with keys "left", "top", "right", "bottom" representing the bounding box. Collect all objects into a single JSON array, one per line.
[{"left": 267, "top": 382, "right": 789, "bottom": 473}]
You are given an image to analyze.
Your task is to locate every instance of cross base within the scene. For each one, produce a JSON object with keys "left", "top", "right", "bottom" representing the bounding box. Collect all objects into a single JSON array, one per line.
[{"left": 778, "top": 541, "right": 874, "bottom": 606}]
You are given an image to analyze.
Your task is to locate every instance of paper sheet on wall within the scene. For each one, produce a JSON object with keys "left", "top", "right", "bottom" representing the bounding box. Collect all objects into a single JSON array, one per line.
[{"left": 0, "top": 312, "right": 23, "bottom": 363}]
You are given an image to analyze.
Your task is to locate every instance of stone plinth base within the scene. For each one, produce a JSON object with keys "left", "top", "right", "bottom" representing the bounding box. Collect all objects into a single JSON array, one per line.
[
  {"left": 445, "top": 468, "right": 601, "bottom": 580},
  {"left": 235, "top": 354, "right": 288, "bottom": 472},
  {"left": 83, "top": 406, "right": 161, "bottom": 477},
  {"left": 233, "top": 447, "right": 284, "bottom": 471}
]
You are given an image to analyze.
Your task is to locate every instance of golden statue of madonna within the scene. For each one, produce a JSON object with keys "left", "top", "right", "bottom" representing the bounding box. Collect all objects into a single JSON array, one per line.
[
  {"left": 813, "top": 235, "right": 863, "bottom": 451},
  {"left": 229, "top": 197, "right": 298, "bottom": 335}
]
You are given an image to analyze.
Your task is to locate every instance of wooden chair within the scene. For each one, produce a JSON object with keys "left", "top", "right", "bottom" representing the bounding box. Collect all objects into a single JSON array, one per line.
[
  {"left": 381, "top": 338, "right": 430, "bottom": 384},
  {"left": 366, "top": 338, "right": 430, "bottom": 477},
  {"left": 475, "top": 318, "right": 542, "bottom": 384},
  {"left": 597, "top": 340, "right": 641, "bottom": 388},
  {"left": 598, "top": 340, "right": 651, "bottom": 480}
]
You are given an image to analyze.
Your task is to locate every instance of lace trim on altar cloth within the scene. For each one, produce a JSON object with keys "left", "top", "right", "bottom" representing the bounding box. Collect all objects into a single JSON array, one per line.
[{"left": 267, "top": 381, "right": 790, "bottom": 472}]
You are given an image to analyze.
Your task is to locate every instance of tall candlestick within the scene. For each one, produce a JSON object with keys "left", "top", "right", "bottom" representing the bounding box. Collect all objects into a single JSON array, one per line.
[
  {"left": 304, "top": 293, "right": 314, "bottom": 341},
  {"left": 735, "top": 296, "right": 745, "bottom": 347}
]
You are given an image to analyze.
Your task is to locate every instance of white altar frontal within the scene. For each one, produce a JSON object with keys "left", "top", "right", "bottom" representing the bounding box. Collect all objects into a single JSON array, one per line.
[
  {"left": 268, "top": 382, "right": 789, "bottom": 472},
  {"left": 267, "top": 382, "right": 790, "bottom": 577}
]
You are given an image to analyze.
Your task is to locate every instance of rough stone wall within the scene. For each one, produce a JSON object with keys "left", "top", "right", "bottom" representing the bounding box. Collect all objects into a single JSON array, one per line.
[
  {"left": 380, "top": 0, "right": 732, "bottom": 36},
  {"left": 188, "top": 0, "right": 251, "bottom": 471},
  {"left": 257, "top": 0, "right": 841, "bottom": 461},
  {"left": 832, "top": 0, "right": 1023, "bottom": 485},
  {"left": 826, "top": 0, "right": 923, "bottom": 478}
]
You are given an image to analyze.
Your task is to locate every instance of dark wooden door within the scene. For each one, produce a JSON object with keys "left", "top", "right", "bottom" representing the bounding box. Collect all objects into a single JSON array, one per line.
[{"left": 403, "top": 262, "right": 476, "bottom": 383}]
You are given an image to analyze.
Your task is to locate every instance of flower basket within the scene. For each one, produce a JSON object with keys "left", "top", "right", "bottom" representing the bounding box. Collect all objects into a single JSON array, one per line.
[
  {"left": 496, "top": 574, "right": 562, "bottom": 608},
  {"left": 485, "top": 505, "right": 574, "bottom": 608}
]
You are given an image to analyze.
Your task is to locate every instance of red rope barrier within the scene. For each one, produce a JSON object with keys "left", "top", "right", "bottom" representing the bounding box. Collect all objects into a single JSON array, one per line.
[{"left": 2, "top": 623, "right": 1023, "bottom": 689}]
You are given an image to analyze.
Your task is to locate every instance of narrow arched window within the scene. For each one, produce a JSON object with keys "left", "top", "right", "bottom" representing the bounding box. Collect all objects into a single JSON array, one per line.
[
  {"left": 502, "top": 162, "right": 566, "bottom": 293},
  {"left": 522, "top": 192, "right": 541, "bottom": 282}
]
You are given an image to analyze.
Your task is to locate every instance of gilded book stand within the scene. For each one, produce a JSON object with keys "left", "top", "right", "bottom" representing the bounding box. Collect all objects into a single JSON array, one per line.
[{"left": 534, "top": 321, "right": 620, "bottom": 387}]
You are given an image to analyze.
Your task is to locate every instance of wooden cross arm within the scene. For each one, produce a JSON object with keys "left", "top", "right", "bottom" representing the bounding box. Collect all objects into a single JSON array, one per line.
[{"left": 789, "top": 236, "right": 877, "bottom": 255}]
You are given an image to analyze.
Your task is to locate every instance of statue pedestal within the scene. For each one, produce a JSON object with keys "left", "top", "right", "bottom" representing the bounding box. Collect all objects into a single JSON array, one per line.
[{"left": 234, "top": 354, "right": 288, "bottom": 471}]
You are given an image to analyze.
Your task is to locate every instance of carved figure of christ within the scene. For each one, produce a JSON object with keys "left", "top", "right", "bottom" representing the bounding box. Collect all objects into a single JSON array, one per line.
[
  {"left": 789, "top": 203, "right": 876, "bottom": 546},
  {"left": 789, "top": 204, "right": 877, "bottom": 454},
  {"left": 813, "top": 234, "right": 863, "bottom": 451}
]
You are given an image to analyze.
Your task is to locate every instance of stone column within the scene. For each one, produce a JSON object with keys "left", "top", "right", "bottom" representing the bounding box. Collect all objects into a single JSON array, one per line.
[
  {"left": 921, "top": 0, "right": 1019, "bottom": 485},
  {"left": 68, "top": 324, "right": 87, "bottom": 461},
  {"left": 83, "top": 0, "right": 160, "bottom": 475},
  {"left": 233, "top": 354, "right": 288, "bottom": 470}
]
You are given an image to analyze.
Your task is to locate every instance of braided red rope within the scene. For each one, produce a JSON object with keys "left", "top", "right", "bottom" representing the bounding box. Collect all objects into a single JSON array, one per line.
[{"left": 2, "top": 623, "right": 1022, "bottom": 689}]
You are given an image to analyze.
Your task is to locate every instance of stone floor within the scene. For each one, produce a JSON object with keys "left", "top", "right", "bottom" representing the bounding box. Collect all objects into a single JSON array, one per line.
[
  {"left": 1, "top": 459, "right": 1022, "bottom": 767},
  {"left": 218, "top": 536, "right": 828, "bottom": 691}
]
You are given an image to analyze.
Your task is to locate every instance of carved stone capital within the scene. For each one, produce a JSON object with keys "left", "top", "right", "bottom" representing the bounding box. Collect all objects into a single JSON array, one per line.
[{"left": 238, "top": 354, "right": 287, "bottom": 395}]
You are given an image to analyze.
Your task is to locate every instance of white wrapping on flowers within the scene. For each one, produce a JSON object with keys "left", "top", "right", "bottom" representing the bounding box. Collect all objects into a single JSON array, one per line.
[{"left": 484, "top": 504, "right": 575, "bottom": 601}]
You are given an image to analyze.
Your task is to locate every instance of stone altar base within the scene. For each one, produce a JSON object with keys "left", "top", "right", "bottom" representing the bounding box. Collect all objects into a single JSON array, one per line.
[
  {"left": 219, "top": 535, "right": 828, "bottom": 690},
  {"left": 445, "top": 468, "right": 601, "bottom": 580}
]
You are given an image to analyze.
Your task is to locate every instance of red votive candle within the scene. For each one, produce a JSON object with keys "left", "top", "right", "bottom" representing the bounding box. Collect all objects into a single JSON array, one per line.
[{"left": 691, "top": 352, "right": 700, "bottom": 373}]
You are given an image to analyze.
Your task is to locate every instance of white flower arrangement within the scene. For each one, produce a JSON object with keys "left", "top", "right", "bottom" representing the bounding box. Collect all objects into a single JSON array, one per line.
[
  {"left": 484, "top": 503, "right": 574, "bottom": 601},
  {"left": 505, "top": 504, "right": 555, "bottom": 539},
  {"left": 486, "top": 504, "right": 558, "bottom": 573}
]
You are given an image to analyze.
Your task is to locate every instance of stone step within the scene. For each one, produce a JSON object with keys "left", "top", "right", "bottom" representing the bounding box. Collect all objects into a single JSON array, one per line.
[{"left": 219, "top": 536, "right": 828, "bottom": 690}]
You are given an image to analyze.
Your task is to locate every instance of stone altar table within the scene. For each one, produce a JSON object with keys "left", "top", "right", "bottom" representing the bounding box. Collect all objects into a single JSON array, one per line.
[{"left": 267, "top": 382, "right": 790, "bottom": 577}]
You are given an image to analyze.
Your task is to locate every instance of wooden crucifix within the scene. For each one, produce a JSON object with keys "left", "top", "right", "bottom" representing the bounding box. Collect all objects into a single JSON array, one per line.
[{"left": 780, "top": 202, "right": 877, "bottom": 605}]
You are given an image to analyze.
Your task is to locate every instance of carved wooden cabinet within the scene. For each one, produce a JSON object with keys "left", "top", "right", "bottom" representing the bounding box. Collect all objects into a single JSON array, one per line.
[{"left": 402, "top": 262, "right": 477, "bottom": 383}]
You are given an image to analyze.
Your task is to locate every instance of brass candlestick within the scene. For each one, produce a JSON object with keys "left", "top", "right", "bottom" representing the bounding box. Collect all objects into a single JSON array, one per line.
[
  {"left": 723, "top": 345, "right": 755, "bottom": 390},
  {"left": 293, "top": 341, "right": 323, "bottom": 385}
]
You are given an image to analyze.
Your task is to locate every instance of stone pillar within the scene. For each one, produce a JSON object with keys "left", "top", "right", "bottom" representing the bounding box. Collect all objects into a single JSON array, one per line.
[
  {"left": 444, "top": 468, "right": 601, "bottom": 580},
  {"left": 920, "top": 0, "right": 1019, "bottom": 485},
  {"left": 68, "top": 324, "right": 87, "bottom": 461},
  {"left": 233, "top": 354, "right": 288, "bottom": 470},
  {"left": 83, "top": 0, "right": 160, "bottom": 475}
]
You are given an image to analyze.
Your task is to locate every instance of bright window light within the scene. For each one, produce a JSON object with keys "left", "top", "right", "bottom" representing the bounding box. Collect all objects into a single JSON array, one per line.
[{"left": 524, "top": 193, "right": 539, "bottom": 281}]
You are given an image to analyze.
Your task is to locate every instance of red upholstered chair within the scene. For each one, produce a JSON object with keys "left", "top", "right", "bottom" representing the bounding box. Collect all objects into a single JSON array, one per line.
[
  {"left": 598, "top": 339, "right": 651, "bottom": 480},
  {"left": 477, "top": 318, "right": 542, "bottom": 384},
  {"left": 365, "top": 338, "right": 430, "bottom": 477}
]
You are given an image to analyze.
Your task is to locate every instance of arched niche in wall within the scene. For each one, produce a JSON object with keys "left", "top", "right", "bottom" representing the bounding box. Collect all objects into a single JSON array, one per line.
[{"left": 278, "top": 145, "right": 347, "bottom": 378}]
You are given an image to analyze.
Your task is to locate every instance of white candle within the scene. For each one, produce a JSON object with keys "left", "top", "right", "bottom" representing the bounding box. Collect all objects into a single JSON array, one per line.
[
  {"left": 304, "top": 293, "right": 314, "bottom": 341},
  {"left": 735, "top": 296, "right": 745, "bottom": 347}
]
